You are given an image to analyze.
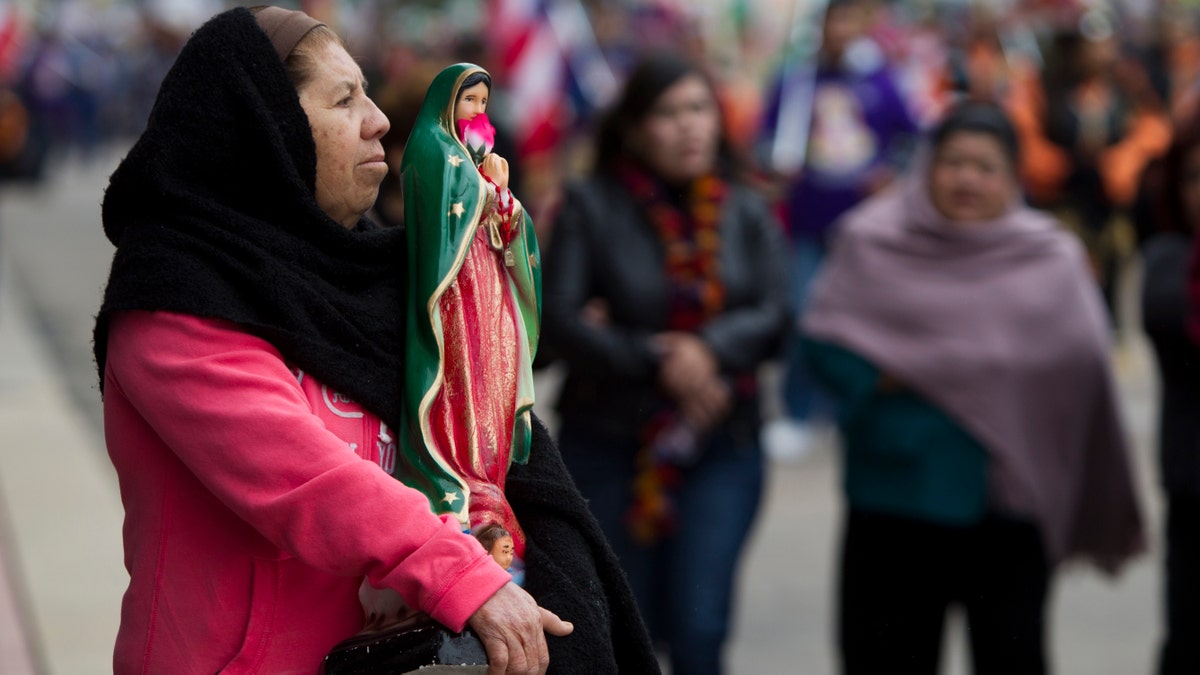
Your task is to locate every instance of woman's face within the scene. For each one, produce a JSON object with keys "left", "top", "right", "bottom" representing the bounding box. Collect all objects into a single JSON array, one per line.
[
  {"left": 455, "top": 82, "right": 489, "bottom": 123},
  {"left": 298, "top": 41, "right": 390, "bottom": 229},
  {"left": 630, "top": 74, "right": 721, "bottom": 185},
  {"left": 1180, "top": 145, "right": 1200, "bottom": 230},
  {"left": 928, "top": 130, "right": 1017, "bottom": 222}
]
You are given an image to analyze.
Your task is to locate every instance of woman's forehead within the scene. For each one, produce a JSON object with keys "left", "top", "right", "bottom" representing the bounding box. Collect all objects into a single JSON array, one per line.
[{"left": 310, "top": 42, "right": 366, "bottom": 91}]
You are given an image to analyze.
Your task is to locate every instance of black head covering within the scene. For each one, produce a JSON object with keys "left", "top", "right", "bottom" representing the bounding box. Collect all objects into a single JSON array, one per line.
[{"left": 94, "top": 6, "right": 406, "bottom": 425}]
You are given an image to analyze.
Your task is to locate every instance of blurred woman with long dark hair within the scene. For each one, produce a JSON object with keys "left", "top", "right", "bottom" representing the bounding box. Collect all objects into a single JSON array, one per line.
[{"left": 541, "top": 52, "right": 790, "bottom": 674}]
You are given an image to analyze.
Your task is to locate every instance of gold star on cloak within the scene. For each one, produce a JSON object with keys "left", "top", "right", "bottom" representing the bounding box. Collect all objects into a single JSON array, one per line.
[
  {"left": 447, "top": 154, "right": 464, "bottom": 167},
  {"left": 448, "top": 202, "right": 465, "bottom": 218}
]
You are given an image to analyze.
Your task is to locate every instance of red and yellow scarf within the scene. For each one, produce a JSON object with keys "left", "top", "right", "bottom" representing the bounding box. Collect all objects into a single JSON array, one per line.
[{"left": 617, "top": 161, "right": 729, "bottom": 545}]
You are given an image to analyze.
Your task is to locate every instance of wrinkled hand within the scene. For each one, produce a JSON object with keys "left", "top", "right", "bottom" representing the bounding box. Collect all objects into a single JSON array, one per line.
[
  {"left": 480, "top": 153, "right": 510, "bottom": 191},
  {"left": 654, "top": 332, "right": 732, "bottom": 431},
  {"left": 468, "top": 582, "right": 573, "bottom": 675}
]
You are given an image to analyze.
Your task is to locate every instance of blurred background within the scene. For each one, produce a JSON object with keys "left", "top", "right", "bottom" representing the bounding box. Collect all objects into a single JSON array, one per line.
[
  {"left": 0, "top": 0, "right": 1188, "bottom": 672},
  {"left": 3, "top": 0, "right": 1192, "bottom": 216}
]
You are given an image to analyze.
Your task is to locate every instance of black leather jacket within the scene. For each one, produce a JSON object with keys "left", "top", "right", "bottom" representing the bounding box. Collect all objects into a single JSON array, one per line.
[{"left": 542, "top": 175, "right": 790, "bottom": 438}]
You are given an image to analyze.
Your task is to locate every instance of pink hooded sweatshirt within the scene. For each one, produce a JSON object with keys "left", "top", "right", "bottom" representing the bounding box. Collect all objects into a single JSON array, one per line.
[{"left": 102, "top": 310, "right": 512, "bottom": 674}]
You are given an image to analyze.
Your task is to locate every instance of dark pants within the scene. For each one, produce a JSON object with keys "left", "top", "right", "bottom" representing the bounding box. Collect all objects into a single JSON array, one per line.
[
  {"left": 559, "top": 420, "right": 764, "bottom": 675},
  {"left": 1160, "top": 494, "right": 1200, "bottom": 675},
  {"left": 839, "top": 509, "right": 1050, "bottom": 675}
]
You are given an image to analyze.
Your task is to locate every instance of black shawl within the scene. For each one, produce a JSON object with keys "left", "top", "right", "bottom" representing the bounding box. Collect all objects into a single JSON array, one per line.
[
  {"left": 93, "top": 7, "right": 656, "bottom": 673},
  {"left": 94, "top": 7, "right": 407, "bottom": 419}
]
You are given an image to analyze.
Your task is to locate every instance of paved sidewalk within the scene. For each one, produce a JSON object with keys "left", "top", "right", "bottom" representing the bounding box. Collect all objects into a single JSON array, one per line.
[
  {"left": 0, "top": 245, "right": 126, "bottom": 674},
  {"left": 0, "top": 483, "right": 39, "bottom": 674}
]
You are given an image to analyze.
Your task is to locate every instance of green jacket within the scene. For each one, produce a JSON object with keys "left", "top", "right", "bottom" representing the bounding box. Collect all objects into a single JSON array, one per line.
[{"left": 803, "top": 336, "right": 988, "bottom": 525}]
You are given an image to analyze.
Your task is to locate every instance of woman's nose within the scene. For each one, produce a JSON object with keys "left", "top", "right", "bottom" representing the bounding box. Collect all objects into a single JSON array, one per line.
[{"left": 364, "top": 98, "right": 390, "bottom": 140}]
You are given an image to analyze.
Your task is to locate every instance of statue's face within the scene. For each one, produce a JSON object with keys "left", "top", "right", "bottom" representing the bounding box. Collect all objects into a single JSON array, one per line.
[
  {"left": 490, "top": 535, "right": 515, "bottom": 569},
  {"left": 455, "top": 82, "right": 489, "bottom": 124}
]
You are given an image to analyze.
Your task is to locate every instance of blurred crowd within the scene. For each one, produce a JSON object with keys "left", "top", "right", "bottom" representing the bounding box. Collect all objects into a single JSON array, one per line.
[
  {"left": 4, "top": 0, "right": 1195, "bottom": 322},
  {"left": 4, "top": 0, "right": 1195, "bottom": 240},
  {"left": 0, "top": 0, "right": 221, "bottom": 180},
  {"left": 11, "top": 0, "right": 1200, "bottom": 673},
  {"left": 0, "top": 6, "right": 1139, "bottom": 164}
]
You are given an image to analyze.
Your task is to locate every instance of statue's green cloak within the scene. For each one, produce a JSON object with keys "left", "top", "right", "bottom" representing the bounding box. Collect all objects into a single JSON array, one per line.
[{"left": 396, "top": 63, "right": 541, "bottom": 528}]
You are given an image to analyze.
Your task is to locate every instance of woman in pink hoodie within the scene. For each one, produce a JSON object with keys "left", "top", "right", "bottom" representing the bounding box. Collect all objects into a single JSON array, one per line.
[{"left": 93, "top": 6, "right": 655, "bottom": 675}]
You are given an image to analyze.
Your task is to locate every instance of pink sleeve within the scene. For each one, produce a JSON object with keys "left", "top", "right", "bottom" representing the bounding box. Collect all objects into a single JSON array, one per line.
[{"left": 104, "top": 310, "right": 510, "bottom": 631}]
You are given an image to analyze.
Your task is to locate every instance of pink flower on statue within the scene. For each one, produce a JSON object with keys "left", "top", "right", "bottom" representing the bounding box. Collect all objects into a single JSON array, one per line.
[{"left": 456, "top": 113, "right": 496, "bottom": 166}]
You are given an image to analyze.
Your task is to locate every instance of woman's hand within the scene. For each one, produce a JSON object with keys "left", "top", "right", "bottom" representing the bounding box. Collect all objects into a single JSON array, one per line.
[
  {"left": 579, "top": 298, "right": 611, "bottom": 327},
  {"left": 468, "top": 582, "right": 573, "bottom": 675},
  {"left": 654, "top": 332, "right": 732, "bottom": 431},
  {"left": 678, "top": 377, "right": 732, "bottom": 432},
  {"left": 481, "top": 153, "right": 510, "bottom": 191}
]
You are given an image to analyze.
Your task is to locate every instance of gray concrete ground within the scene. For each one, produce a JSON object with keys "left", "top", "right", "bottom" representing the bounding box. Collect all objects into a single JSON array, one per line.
[{"left": 0, "top": 147, "right": 1166, "bottom": 673}]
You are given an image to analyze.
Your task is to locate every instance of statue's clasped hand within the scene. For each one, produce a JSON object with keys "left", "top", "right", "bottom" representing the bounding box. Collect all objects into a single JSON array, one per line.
[{"left": 480, "top": 153, "right": 510, "bottom": 192}]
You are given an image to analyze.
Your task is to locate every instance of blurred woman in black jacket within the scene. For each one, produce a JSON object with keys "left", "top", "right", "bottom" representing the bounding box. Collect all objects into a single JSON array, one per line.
[
  {"left": 1140, "top": 107, "right": 1200, "bottom": 675},
  {"left": 541, "top": 52, "right": 789, "bottom": 675}
]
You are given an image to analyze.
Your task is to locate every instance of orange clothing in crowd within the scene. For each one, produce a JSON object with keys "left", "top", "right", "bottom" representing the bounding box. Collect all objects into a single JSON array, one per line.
[{"left": 1005, "top": 63, "right": 1171, "bottom": 208}]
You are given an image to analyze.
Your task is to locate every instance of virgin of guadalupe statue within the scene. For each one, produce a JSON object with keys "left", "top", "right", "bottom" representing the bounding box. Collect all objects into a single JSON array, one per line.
[{"left": 396, "top": 63, "right": 540, "bottom": 573}]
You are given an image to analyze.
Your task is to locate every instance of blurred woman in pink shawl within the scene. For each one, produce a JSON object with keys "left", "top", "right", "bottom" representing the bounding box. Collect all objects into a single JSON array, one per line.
[{"left": 802, "top": 101, "right": 1145, "bottom": 675}]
